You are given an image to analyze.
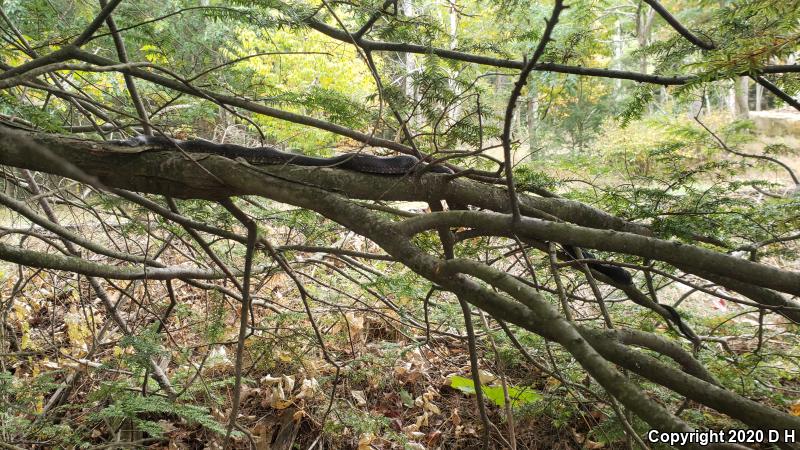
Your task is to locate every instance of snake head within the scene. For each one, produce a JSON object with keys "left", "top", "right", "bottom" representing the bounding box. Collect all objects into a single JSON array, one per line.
[{"left": 426, "top": 164, "right": 454, "bottom": 174}]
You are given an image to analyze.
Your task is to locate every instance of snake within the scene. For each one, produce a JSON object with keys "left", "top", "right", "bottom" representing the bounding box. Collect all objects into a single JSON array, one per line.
[
  {"left": 114, "top": 134, "right": 696, "bottom": 342},
  {"left": 113, "top": 135, "right": 696, "bottom": 338},
  {"left": 562, "top": 244, "right": 633, "bottom": 285},
  {"left": 562, "top": 245, "right": 697, "bottom": 342},
  {"left": 112, "top": 135, "right": 453, "bottom": 175}
]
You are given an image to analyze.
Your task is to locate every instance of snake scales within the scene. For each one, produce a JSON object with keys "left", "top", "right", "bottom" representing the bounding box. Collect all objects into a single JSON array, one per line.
[{"left": 112, "top": 135, "right": 453, "bottom": 175}]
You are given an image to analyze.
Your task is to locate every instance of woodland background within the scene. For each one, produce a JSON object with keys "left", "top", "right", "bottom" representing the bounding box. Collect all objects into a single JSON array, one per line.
[{"left": 0, "top": 0, "right": 799, "bottom": 448}]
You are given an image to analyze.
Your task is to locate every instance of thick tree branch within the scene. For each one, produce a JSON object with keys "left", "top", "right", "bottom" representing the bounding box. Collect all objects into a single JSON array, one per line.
[
  {"left": 3, "top": 126, "right": 796, "bottom": 298},
  {"left": 400, "top": 211, "right": 800, "bottom": 297},
  {"left": 0, "top": 124, "right": 651, "bottom": 237},
  {"left": 579, "top": 326, "right": 800, "bottom": 432}
]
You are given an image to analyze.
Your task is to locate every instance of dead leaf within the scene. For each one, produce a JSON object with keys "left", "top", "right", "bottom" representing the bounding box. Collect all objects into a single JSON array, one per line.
[
  {"left": 584, "top": 439, "right": 605, "bottom": 449},
  {"left": 282, "top": 375, "right": 295, "bottom": 393},
  {"left": 357, "top": 433, "right": 375, "bottom": 450},
  {"left": 296, "top": 378, "right": 319, "bottom": 399},
  {"left": 415, "top": 411, "right": 429, "bottom": 428},
  {"left": 426, "top": 430, "right": 442, "bottom": 446},
  {"left": 477, "top": 369, "right": 496, "bottom": 384},
  {"left": 345, "top": 312, "right": 365, "bottom": 343},
  {"left": 261, "top": 374, "right": 282, "bottom": 385},
  {"left": 351, "top": 390, "right": 367, "bottom": 406}
]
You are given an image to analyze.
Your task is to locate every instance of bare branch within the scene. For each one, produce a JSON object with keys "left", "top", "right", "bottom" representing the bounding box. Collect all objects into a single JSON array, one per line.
[
  {"left": 642, "top": 0, "right": 715, "bottom": 50},
  {"left": 0, "top": 242, "right": 266, "bottom": 280},
  {"left": 501, "top": 0, "right": 565, "bottom": 222}
]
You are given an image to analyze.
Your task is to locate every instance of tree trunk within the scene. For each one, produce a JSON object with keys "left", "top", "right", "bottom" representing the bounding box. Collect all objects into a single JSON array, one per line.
[
  {"left": 636, "top": 4, "right": 655, "bottom": 112},
  {"left": 614, "top": 19, "right": 623, "bottom": 94},
  {"left": 527, "top": 90, "right": 539, "bottom": 159},
  {"left": 401, "top": 0, "right": 417, "bottom": 127},
  {"left": 447, "top": 0, "right": 460, "bottom": 121},
  {"left": 636, "top": 3, "right": 655, "bottom": 74},
  {"left": 755, "top": 82, "right": 763, "bottom": 111},
  {"left": 734, "top": 77, "right": 749, "bottom": 118},
  {"left": 402, "top": 0, "right": 415, "bottom": 100}
]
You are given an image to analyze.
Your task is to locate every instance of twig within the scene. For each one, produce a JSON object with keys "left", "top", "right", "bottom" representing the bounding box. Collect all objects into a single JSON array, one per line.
[
  {"left": 458, "top": 296, "right": 492, "bottom": 450},
  {"left": 694, "top": 113, "right": 798, "bottom": 186},
  {"left": 99, "top": 0, "right": 152, "bottom": 135},
  {"left": 572, "top": 247, "right": 613, "bottom": 328},
  {"left": 501, "top": 0, "right": 565, "bottom": 222},
  {"left": 478, "top": 311, "right": 516, "bottom": 450},
  {"left": 548, "top": 242, "right": 573, "bottom": 321},
  {"left": 220, "top": 199, "right": 259, "bottom": 445}
]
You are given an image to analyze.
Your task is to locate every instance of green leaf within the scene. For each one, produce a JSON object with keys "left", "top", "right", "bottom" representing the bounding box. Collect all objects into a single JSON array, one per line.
[
  {"left": 449, "top": 376, "right": 542, "bottom": 407},
  {"left": 399, "top": 389, "right": 414, "bottom": 408}
]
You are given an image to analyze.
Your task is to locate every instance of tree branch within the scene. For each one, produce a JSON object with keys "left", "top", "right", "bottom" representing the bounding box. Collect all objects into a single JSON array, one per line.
[
  {"left": 501, "top": 0, "right": 565, "bottom": 222},
  {"left": 642, "top": 0, "right": 715, "bottom": 50},
  {"left": 0, "top": 242, "right": 267, "bottom": 280}
]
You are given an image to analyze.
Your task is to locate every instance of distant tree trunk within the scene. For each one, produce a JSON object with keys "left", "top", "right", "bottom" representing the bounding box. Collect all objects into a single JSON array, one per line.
[
  {"left": 636, "top": 3, "right": 655, "bottom": 112},
  {"left": 527, "top": 89, "right": 539, "bottom": 159},
  {"left": 401, "top": 0, "right": 417, "bottom": 126},
  {"left": 734, "top": 77, "right": 749, "bottom": 118},
  {"left": 755, "top": 83, "right": 763, "bottom": 111},
  {"left": 636, "top": 3, "right": 655, "bottom": 74},
  {"left": 402, "top": 0, "right": 415, "bottom": 99},
  {"left": 447, "top": 0, "right": 460, "bottom": 121},
  {"left": 789, "top": 53, "right": 800, "bottom": 105},
  {"left": 613, "top": 19, "right": 623, "bottom": 95}
]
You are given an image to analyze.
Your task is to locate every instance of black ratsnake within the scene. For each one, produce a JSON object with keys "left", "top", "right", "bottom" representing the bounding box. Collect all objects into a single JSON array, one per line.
[
  {"left": 562, "top": 245, "right": 696, "bottom": 342},
  {"left": 111, "top": 135, "right": 453, "bottom": 175},
  {"left": 563, "top": 244, "right": 633, "bottom": 285},
  {"left": 114, "top": 135, "right": 693, "bottom": 340}
]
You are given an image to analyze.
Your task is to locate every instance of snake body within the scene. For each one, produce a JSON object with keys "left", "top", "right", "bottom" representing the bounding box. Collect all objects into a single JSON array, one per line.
[
  {"left": 113, "top": 136, "right": 696, "bottom": 339},
  {"left": 562, "top": 245, "right": 633, "bottom": 285},
  {"left": 113, "top": 135, "right": 452, "bottom": 175},
  {"left": 563, "top": 245, "right": 697, "bottom": 342}
]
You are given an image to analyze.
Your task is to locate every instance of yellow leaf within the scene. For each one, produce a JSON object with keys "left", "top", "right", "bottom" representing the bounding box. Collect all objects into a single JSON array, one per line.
[
  {"left": 357, "top": 433, "right": 374, "bottom": 450},
  {"left": 273, "top": 399, "right": 293, "bottom": 410}
]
